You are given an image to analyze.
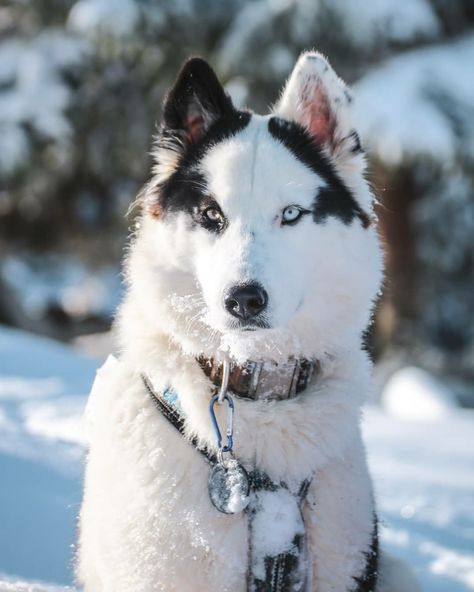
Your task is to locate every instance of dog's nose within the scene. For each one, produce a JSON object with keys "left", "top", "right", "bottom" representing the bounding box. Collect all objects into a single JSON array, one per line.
[{"left": 224, "top": 283, "right": 268, "bottom": 320}]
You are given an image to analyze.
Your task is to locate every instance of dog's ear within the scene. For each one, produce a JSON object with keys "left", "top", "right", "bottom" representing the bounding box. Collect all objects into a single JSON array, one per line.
[
  {"left": 273, "top": 51, "right": 362, "bottom": 161},
  {"left": 148, "top": 57, "right": 235, "bottom": 198},
  {"left": 161, "top": 57, "right": 235, "bottom": 145}
]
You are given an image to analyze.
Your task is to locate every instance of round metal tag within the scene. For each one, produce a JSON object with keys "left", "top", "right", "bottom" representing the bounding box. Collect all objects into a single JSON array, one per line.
[{"left": 208, "top": 459, "right": 250, "bottom": 514}]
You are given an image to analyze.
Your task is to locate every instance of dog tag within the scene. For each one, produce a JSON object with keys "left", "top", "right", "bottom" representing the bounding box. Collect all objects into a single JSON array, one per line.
[{"left": 208, "top": 457, "right": 250, "bottom": 514}]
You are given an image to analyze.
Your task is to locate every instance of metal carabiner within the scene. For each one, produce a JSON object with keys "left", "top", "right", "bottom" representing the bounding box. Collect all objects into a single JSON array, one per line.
[
  {"left": 209, "top": 393, "right": 234, "bottom": 453},
  {"left": 217, "top": 354, "right": 230, "bottom": 403}
]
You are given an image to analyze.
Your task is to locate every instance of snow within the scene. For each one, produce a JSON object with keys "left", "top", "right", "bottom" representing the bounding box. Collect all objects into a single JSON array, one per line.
[
  {"left": 1, "top": 326, "right": 473, "bottom": 590},
  {"left": 354, "top": 34, "right": 474, "bottom": 165},
  {"left": 218, "top": 0, "right": 439, "bottom": 75},
  {"left": 363, "top": 407, "right": 474, "bottom": 591},
  {"left": 381, "top": 366, "right": 458, "bottom": 421},
  {"left": 0, "top": 328, "right": 97, "bottom": 585},
  {"left": 330, "top": 0, "right": 440, "bottom": 48},
  {"left": 1, "top": 256, "right": 122, "bottom": 322},
  {"left": 251, "top": 488, "right": 305, "bottom": 579},
  {"left": 68, "top": 0, "right": 140, "bottom": 37},
  {"left": 0, "top": 33, "right": 86, "bottom": 174},
  {"left": 0, "top": 574, "right": 73, "bottom": 592}
]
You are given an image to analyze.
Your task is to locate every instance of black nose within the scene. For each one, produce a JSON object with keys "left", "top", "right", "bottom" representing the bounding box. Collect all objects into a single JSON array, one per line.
[{"left": 224, "top": 283, "right": 268, "bottom": 320}]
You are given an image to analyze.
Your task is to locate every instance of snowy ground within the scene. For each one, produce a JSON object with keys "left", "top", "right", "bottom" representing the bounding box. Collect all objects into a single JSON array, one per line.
[{"left": 0, "top": 326, "right": 473, "bottom": 591}]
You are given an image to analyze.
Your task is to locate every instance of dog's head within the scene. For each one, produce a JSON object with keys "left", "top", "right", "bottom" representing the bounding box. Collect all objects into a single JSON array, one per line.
[{"left": 129, "top": 53, "right": 383, "bottom": 361}]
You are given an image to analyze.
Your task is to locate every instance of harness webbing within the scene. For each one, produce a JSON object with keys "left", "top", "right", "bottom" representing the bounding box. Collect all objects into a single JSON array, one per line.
[
  {"left": 142, "top": 375, "right": 379, "bottom": 592},
  {"left": 247, "top": 472, "right": 312, "bottom": 592},
  {"left": 142, "top": 374, "right": 216, "bottom": 464}
]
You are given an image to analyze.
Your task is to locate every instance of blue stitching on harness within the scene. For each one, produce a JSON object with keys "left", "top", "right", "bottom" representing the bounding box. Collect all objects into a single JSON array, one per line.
[{"left": 162, "top": 386, "right": 184, "bottom": 414}]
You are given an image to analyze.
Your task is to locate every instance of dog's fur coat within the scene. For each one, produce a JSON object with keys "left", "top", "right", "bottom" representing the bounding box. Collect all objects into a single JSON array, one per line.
[{"left": 77, "top": 52, "right": 420, "bottom": 591}]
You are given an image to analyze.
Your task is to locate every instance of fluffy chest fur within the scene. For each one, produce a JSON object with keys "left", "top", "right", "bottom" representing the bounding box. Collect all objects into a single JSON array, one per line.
[{"left": 79, "top": 347, "right": 375, "bottom": 592}]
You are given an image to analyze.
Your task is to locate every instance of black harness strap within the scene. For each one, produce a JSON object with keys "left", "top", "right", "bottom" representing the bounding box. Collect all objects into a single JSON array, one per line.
[
  {"left": 142, "top": 375, "right": 378, "bottom": 592},
  {"left": 247, "top": 471, "right": 312, "bottom": 592},
  {"left": 142, "top": 374, "right": 216, "bottom": 464}
]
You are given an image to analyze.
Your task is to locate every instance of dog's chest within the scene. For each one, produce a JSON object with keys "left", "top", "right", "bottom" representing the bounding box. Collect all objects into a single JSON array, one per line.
[
  {"left": 82, "top": 360, "right": 370, "bottom": 592},
  {"left": 87, "top": 373, "right": 250, "bottom": 590}
]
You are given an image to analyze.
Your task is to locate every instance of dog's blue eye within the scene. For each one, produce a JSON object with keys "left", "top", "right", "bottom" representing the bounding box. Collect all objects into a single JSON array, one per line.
[{"left": 281, "top": 205, "right": 303, "bottom": 225}]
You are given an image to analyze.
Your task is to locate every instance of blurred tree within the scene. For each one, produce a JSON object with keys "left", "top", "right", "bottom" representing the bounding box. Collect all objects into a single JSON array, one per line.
[{"left": 0, "top": 0, "right": 473, "bottom": 394}]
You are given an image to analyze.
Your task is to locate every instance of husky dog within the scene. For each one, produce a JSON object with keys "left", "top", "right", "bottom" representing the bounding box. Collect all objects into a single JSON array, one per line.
[{"left": 77, "top": 53, "right": 419, "bottom": 592}]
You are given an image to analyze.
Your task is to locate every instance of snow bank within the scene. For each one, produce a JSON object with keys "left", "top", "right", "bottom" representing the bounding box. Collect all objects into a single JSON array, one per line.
[
  {"left": 364, "top": 407, "right": 474, "bottom": 592},
  {"left": 0, "top": 328, "right": 98, "bottom": 586},
  {"left": 0, "top": 327, "right": 97, "bottom": 470},
  {"left": 0, "top": 574, "right": 73, "bottom": 592},
  {"left": 1, "top": 327, "right": 473, "bottom": 590},
  {"left": 381, "top": 366, "right": 458, "bottom": 421}
]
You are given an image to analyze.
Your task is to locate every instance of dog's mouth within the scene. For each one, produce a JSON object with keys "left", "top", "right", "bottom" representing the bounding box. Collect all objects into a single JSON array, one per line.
[
  {"left": 235, "top": 315, "right": 272, "bottom": 331},
  {"left": 200, "top": 310, "right": 272, "bottom": 334}
]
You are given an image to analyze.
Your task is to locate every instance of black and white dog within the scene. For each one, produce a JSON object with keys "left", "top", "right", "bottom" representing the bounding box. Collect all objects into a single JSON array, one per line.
[{"left": 77, "top": 52, "right": 420, "bottom": 591}]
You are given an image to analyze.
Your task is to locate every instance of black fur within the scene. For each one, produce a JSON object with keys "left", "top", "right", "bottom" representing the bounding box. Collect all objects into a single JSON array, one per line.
[
  {"left": 268, "top": 117, "right": 370, "bottom": 228},
  {"left": 153, "top": 59, "right": 369, "bottom": 231},
  {"left": 156, "top": 108, "right": 250, "bottom": 229},
  {"left": 160, "top": 56, "right": 252, "bottom": 164},
  {"left": 354, "top": 518, "right": 379, "bottom": 592},
  {"left": 151, "top": 57, "right": 251, "bottom": 224},
  {"left": 162, "top": 57, "right": 235, "bottom": 140},
  {"left": 159, "top": 170, "right": 229, "bottom": 234}
]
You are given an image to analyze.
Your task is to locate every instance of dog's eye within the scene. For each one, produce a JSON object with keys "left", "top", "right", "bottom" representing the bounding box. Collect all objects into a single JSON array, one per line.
[
  {"left": 201, "top": 206, "right": 226, "bottom": 231},
  {"left": 203, "top": 207, "right": 222, "bottom": 223},
  {"left": 281, "top": 205, "right": 304, "bottom": 225}
]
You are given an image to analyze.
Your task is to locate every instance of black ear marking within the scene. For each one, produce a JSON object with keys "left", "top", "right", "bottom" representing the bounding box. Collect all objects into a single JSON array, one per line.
[
  {"left": 268, "top": 117, "right": 371, "bottom": 228},
  {"left": 162, "top": 57, "right": 235, "bottom": 145}
]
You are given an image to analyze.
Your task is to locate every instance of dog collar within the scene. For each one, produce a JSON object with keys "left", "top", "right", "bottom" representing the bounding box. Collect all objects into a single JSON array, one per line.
[{"left": 197, "top": 356, "right": 319, "bottom": 401}]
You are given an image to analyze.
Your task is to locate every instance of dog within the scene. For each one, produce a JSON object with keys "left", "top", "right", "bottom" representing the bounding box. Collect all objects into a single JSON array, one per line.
[{"left": 77, "top": 52, "right": 420, "bottom": 591}]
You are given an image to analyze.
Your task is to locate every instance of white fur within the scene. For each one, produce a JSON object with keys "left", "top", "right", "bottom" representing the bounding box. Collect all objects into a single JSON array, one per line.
[{"left": 77, "top": 52, "right": 419, "bottom": 592}]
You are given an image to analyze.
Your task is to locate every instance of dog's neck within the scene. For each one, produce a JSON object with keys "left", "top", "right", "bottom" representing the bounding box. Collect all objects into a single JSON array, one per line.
[{"left": 197, "top": 355, "right": 319, "bottom": 401}]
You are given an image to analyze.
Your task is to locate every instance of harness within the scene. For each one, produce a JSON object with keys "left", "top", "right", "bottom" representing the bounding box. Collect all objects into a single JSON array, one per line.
[{"left": 142, "top": 357, "right": 378, "bottom": 592}]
